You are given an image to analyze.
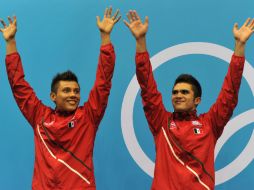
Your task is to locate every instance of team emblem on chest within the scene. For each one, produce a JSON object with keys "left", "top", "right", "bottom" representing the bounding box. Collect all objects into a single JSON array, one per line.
[
  {"left": 192, "top": 120, "right": 203, "bottom": 135},
  {"left": 68, "top": 120, "right": 75, "bottom": 128},
  {"left": 169, "top": 121, "right": 177, "bottom": 129}
]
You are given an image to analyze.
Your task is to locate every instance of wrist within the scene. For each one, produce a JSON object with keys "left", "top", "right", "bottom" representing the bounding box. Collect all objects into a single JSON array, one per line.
[
  {"left": 6, "top": 38, "right": 17, "bottom": 55},
  {"left": 234, "top": 40, "right": 245, "bottom": 57},
  {"left": 235, "top": 40, "right": 246, "bottom": 47},
  {"left": 100, "top": 32, "right": 110, "bottom": 38},
  {"left": 101, "top": 32, "right": 111, "bottom": 45},
  {"left": 136, "top": 36, "right": 146, "bottom": 44},
  {"left": 6, "top": 38, "right": 16, "bottom": 43},
  {"left": 136, "top": 36, "right": 147, "bottom": 53}
]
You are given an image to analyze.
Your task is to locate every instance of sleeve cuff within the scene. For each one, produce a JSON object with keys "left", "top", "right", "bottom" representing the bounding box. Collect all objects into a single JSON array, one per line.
[
  {"left": 100, "top": 43, "right": 113, "bottom": 50},
  {"left": 6, "top": 52, "right": 19, "bottom": 58}
]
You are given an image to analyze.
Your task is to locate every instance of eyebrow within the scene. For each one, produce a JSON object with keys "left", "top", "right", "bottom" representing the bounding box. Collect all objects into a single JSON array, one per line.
[
  {"left": 62, "top": 86, "right": 80, "bottom": 89},
  {"left": 61, "top": 87, "right": 80, "bottom": 91},
  {"left": 172, "top": 89, "right": 190, "bottom": 94}
]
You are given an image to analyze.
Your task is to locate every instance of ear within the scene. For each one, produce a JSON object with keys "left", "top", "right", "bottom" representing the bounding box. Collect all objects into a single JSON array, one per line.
[
  {"left": 194, "top": 97, "right": 201, "bottom": 106},
  {"left": 50, "top": 92, "right": 56, "bottom": 102}
]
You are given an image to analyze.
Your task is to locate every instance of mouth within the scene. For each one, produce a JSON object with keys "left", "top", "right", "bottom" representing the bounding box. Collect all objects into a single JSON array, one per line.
[
  {"left": 67, "top": 100, "right": 78, "bottom": 105},
  {"left": 175, "top": 100, "right": 184, "bottom": 104}
]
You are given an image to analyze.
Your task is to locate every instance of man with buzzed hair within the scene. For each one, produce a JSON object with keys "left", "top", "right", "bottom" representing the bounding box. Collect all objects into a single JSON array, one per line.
[
  {"left": 124, "top": 10, "right": 254, "bottom": 190},
  {"left": 1, "top": 7, "right": 120, "bottom": 190}
]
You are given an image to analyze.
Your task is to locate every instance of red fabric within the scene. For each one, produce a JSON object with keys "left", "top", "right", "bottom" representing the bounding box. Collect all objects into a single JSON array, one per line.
[
  {"left": 6, "top": 43, "right": 115, "bottom": 190},
  {"left": 135, "top": 52, "right": 245, "bottom": 190}
]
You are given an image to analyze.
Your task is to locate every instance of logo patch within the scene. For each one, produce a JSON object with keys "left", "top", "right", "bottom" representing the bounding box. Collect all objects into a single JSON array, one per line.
[
  {"left": 169, "top": 121, "right": 177, "bottom": 129},
  {"left": 192, "top": 120, "right": 202, "bottom": 126},
  {"left": 68, "top": 121, "right": 75, "bottom": 128},
  {"left": 193, "top": 128, "right": 203, "bottom": 135}
]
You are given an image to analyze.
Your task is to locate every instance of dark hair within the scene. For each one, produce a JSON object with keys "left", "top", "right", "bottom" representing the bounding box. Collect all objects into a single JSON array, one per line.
[
  {"left": 173, "top": 74, "right": 202, "bottom": 98},
  {"left": 51, "top": 70, "right": 79, "bottom": 93}
]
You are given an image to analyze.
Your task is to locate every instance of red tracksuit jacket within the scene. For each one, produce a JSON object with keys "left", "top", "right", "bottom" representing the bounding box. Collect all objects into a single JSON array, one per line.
[
  {"left": 6, "top": 43, "right": 115, "bottom": 190},
  {"left": 135, "top": 51, "right": 245, "bottom": 190}
]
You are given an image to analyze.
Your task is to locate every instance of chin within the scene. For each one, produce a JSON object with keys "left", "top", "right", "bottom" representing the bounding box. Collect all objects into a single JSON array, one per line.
[
  {"left": 64, "top": 106, "right": 78, "bottom": 112},
  {"left": 174, "top": 107, "right": 188, "bottom": 112},
  {"left": 174, "top": 109, "right": 186, "bottom": 113},
  {"left": 69, "top": 107, "right": 78, "bottom": 112}
]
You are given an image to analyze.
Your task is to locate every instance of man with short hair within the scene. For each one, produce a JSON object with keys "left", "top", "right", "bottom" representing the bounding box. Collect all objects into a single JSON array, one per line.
[
  {"left": 124, "top": 10, "right": 254, "bottom": 190},
  {"left": 1, "top": 7, "right": 120, "bottom": 190}
]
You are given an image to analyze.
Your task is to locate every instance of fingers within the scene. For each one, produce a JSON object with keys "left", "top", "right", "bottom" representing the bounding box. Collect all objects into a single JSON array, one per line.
[
  {"left": 8, "top": 16, "right": 13, "bottom": 24},
  {"left": 114, "top": 15, "right": 121, "bottom": 24},
  {"left": 242, "top": 18, "right": 254, "bottom": 30},
  {"left": 0, "top": 19, "right": 7, "bottom": 28},
  {"left": 104, "top": 6, "right": 112, "bottom": 18},
  {"left": 112, "top": 9, "right": 121, "bottom": 24},
  {"left": 127, "top": 12, "right": 133, "bottom": 23},
  {"left": 103, "top": 7, "right": 121, "bottom": 23},
  {"left": 133, "top": 11, "right": 141, "bottom": 21},
  {"left": 13, "top": 15, "right": 17, "bottom": 26},
  {"left": 243, "top": 18, "right": 251, "bottom": 26},
  {"left": 112, "top": 9, "right": 119, "bottom": 20},
  {"left": 108, "top": 6, "right": 112, "bottom": 17},
  {"left": 0, "top": 15, "right": 17, "bottom": 29},
  {"left": 244, "top": 18, "right": 254, "bottom": 29},
  {"left": 130, "top": 10, "right": 138, "bottom": 20},
  {"left": 249, "top": 18, "right": 254, "bottom": 30},
  {"left": 126, "top": 10, "right": 140, "bottom": 23},
  {"left": 144, "top": 16, "right": 149, "bottom": 26},
  {"left": 96, "top": 16, "right": 101, "bottom": 25},
  {"left": 247, "top": 19, "right": 254, "bottom": 35},
  {"left": 123, "top": 20, "right": 130, "bottom": 28},
  {"left": 236, "top": 18, "right": 254, "bottom": 31},
  {"left": 233, "top": 23, "right": 238, "bottom": 33},
  {"left": 104, "top": 7, "right": 109, "bottom": 18}
]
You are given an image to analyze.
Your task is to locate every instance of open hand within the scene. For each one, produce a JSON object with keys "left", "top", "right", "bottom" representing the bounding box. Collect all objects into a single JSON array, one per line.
[
  {"left": 96, "top": 7, "right": 121, "bottom": 35},
  {"left": 124, "top": 10, "right": 148, "bottom": 40},
  {"left": 0, "top": 16, "right": 17, "bottom": 41},
  {"left": 233, "top": 18, "right": 254, "bottom": 44}
]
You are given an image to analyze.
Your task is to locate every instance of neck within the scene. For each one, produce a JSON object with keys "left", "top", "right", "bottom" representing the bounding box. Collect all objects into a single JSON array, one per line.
[
  {"left": 55, "top": 109, "right": 75, "bottom": 117},
  {"left": 173, "top": 110, "right": 197, "bottom": 121}
]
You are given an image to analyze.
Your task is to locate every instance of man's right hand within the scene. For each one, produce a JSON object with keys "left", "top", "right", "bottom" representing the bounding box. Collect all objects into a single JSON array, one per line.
[
  {"left": 124, "top": 10, "right": 148, "bottom": 41},
  {"left": 233, "top": 18, "right": 254, "bottom": 56},
  {"left": 124, "top": 10, "right": 148, "bottom": 53},
  {"left": 0, "top": 16, "right": 17, "bottom": 42}
]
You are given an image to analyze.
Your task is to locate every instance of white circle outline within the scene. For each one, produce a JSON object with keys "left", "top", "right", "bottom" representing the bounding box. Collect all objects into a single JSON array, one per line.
[{"left": 121, "top": 42, "right": 254, "bottom": 185}]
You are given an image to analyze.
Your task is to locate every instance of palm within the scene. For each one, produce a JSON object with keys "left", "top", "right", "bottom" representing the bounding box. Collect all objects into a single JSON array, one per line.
[
  {"left": 233, "top": 18, "right": 254, "bottom": 43},
  {"left": 234, "top": 26, "right": 253, "bottom": 43},
  {"left": 2, "top": 24, "right": 17, "bottom": 41},
  {"left": 98, "top": 18, "right": 115, "bottom": 34},
  {"left": 129, "top": 20, "right": 148, "bottom": 39}
]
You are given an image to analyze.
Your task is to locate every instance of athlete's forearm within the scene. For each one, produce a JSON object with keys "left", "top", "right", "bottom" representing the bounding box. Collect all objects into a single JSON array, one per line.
[
  {"left": 100, "top": 33, "right": 111, "bottom": 46},
  {"left": 6, "top": 38, "right": 17, "bottom": 55},
  {"left": 136, "top": 36, "right": 147, "bottom": 53}
]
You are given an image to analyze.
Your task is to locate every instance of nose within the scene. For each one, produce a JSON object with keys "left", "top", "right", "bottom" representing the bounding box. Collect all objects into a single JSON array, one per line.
[
  {"left": 70, "top": 90, "right": 78, "bottom": 98},
  {"left": 174, "top": 92, "right": 183, "bottom": 98}
]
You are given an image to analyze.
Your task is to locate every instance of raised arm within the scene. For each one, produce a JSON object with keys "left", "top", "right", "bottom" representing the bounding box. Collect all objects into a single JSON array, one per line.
[
  {"left": 85, "top": 7, "right": 120, "bottom": 128},
  {"left": 207, "top": 18, "right": 254, "bottom": 138},
  {"left": 1, "top": 16, "right": 47, "bottom": 127},
  {"left": 124, "top": 11, "right": 167, "bottom": 134}
]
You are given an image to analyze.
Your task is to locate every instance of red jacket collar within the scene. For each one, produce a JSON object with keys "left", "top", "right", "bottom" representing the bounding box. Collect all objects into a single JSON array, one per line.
[{"left": 172, "top": 110, "right": 198, "bottom": 121}]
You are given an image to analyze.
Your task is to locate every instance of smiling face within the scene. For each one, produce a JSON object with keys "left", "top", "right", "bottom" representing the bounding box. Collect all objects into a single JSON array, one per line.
[
  {"left": 171, "top": 82, "right": 201, "bottom": 112},
  {"left": 50, "top": 80, "right": 80, "bottom": 112}
]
